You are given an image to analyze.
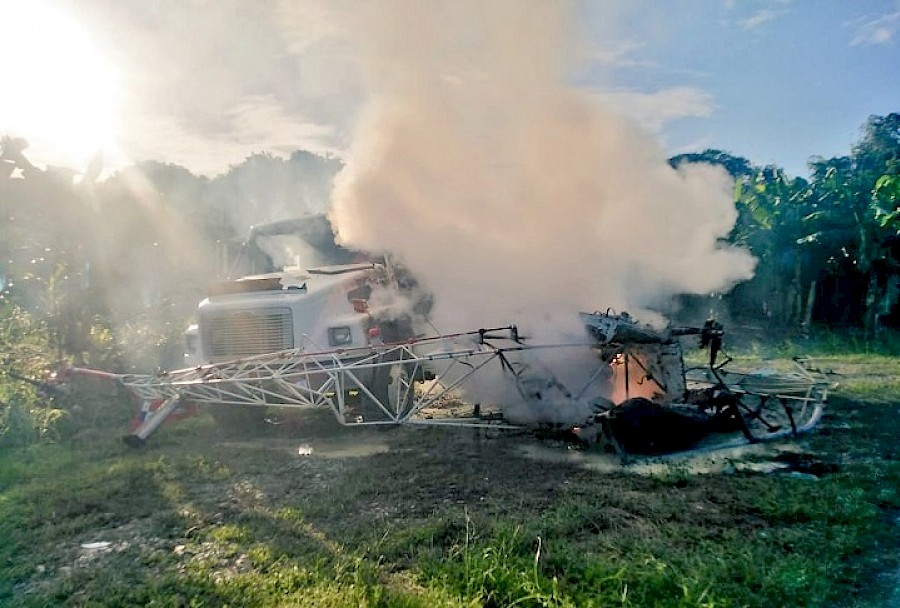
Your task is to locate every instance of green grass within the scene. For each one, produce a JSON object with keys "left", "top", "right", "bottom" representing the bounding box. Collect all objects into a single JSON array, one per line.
[
  {"left": 1, "top": 354, "right": 899, "bottom": 607},
  {"left": 719, "top": 326, "right": 900, "bottom": 360}
]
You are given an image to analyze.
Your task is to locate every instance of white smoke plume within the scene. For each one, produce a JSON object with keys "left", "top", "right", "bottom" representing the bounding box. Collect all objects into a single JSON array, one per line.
[{"left": 328, "top": 1, "right": 755, "bottom": 418}]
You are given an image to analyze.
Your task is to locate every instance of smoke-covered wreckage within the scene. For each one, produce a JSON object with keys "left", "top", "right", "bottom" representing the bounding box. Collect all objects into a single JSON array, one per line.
[
  {"left": 56, "top": 217, "right": 827, "bottom": 457},
  {"left": 566, "top": 312, "right": 826, "bottom": 454},
  {"left": 58, "top": 311, "right": 828, "bottom": 457},
  {"left": 480, "top": 311, "right": 826, "bottom": 455}
]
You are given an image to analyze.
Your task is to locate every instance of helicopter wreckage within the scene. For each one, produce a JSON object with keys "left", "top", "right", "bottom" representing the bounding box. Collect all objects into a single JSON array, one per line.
[{"left": 60, "top": 311, "right": 828, "bottom": 457}]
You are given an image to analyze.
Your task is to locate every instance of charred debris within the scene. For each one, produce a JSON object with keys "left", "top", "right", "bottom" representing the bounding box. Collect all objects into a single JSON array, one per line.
[{"left": 549, "top": 311, "right": 827, "bottom": 456}]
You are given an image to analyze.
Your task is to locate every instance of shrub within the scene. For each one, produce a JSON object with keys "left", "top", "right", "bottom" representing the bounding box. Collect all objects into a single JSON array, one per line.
[{"left": 0, "top": 301, "right": 65, "bottom": 447}]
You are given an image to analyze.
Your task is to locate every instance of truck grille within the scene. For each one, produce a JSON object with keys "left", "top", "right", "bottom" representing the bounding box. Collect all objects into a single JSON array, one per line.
[{"left": 201, "top": 308, "right": 294, "bottom": 359}]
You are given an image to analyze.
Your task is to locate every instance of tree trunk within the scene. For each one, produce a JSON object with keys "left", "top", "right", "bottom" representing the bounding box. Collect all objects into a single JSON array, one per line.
[
  {"left": 787, "top": 257, "right": 803, "bottom": 327},
  {"left": 802, "top": 279, "right": 817, "bottom": 334},
  {"left": 863, "top": 272, "right": 882, "bottom": 338}
]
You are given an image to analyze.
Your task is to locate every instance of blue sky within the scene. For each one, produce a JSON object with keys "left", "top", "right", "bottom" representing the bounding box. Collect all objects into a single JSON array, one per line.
[
  {"left": 2, "top": 0, "right": 897, "bottom": 178},
  {"left": 578, "top": 1, "right": 899, "bottom": 175}
]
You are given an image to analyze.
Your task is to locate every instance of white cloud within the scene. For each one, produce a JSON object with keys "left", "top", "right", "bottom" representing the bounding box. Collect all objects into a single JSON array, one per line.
[
  {"left": 592, "top": 87, "right": 716, "bottom": 133},
  {"left": 225, "top": 95, "right": 337, "bottom": 150},
  {"left": 850, "top": 9, "right": 900, "bottom": 46},
  {"left": 49, "top": 0, "right": 361, "bottom": 176},
  {"left": 590, "top": 39, "right": 655, "bottom": 68},
  {"left": 118, "top": 95, "right": 339, "bottom": 177},
  {"left": 739, "top": 9, "right": 786, "bottom": 30}
]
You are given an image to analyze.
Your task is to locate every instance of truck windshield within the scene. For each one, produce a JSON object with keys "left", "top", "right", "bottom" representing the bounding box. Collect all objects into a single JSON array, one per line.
[{"left": 247, "top": 216, "right": 360, "bottom": 273}]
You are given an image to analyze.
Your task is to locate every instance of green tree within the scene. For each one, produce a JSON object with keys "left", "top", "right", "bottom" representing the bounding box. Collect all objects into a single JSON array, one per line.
[
  {"left": 670, "top": 149, "right": 818, "bottom": 326},
  {"left": 732, "top": 165, "right": 816, "bottom": 326},
  {"left": 803, "top": 114, "right": 900, "bottom": 334},
  {"left": 669, "top": 148, "right": 755, "bottom": 179}
]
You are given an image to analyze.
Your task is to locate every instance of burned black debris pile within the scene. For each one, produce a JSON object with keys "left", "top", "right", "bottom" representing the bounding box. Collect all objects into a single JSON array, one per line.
[
  {"left": 605, "top": 397, "right": 742, "bottom": 455},
  {"left": 575, "top": 311, "right": 828, "bottom": 456}
]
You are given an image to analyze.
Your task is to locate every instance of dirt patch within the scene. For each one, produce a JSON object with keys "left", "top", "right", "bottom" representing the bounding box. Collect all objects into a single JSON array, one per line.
[{"left": 517, "top": 438, "right": 812, "bottom": 476}]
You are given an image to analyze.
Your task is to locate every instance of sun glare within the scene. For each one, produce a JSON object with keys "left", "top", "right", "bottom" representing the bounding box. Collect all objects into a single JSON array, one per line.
[{"left": 0, "top": 1, "right": 121, "bottom": 171}]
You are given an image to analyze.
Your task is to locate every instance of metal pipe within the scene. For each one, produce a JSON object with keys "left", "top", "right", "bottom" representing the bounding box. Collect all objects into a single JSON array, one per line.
[{"left": 123, "top": 395, "right": 183, "bottom": 447}]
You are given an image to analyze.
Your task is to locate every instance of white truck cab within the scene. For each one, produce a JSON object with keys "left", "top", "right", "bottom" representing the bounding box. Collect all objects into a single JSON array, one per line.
[
  {"left": 183, "top": 215, "right": 425, "bottom": 427},
  {"left": 185, "top": 215, "right": 410, "bottom": 367}
]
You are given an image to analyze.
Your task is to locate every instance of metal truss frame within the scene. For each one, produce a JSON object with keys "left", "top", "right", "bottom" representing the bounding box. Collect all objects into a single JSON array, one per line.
[
  {"left": 683, "top": 358, "right": 829, "bottom": 443},
  {"left": 69, "top": 327, "right": 533, "bottom": 445},
  {"left": 64, "top": 326, "right": 830, "bottom": 451}
]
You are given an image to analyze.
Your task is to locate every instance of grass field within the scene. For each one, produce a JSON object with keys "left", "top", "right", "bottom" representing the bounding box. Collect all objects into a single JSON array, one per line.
[{"left": 1, "top": 351, "right": 899, "bottom": 607}]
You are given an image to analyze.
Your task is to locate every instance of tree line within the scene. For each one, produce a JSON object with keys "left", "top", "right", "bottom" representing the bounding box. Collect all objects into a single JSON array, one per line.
[
  {"left": 1, "top": 113, "right": 898, "bottom": 373},
  {"left": 0, "top": 142, "right": 340, "bottom": 371},
  {"left": 670, "top": 113, "right": 899, "bottom": 336}
]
